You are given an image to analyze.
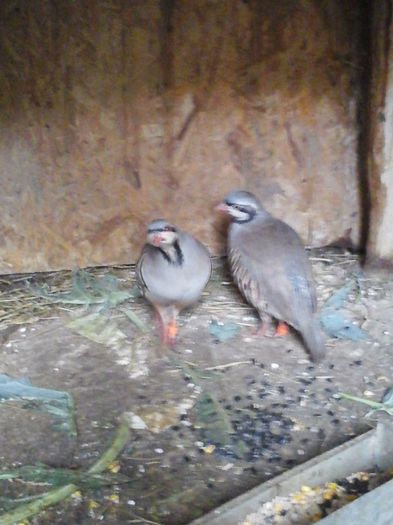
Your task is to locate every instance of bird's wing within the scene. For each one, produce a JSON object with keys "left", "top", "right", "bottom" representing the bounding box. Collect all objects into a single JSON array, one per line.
[
  {"left": 135, "top": 244, "right": 155, "bottom": 294},
  {"left": 230, "top": 220, "right": 316, "bottom": 327}
]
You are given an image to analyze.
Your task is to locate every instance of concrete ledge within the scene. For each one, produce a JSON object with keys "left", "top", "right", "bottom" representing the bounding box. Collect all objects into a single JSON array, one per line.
[{"left": 190, "top": 422, "right": 393, "bottom": 525}]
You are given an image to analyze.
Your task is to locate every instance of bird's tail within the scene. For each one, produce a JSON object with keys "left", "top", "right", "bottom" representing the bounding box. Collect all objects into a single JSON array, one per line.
[{"left": 300, "top": 315, "right": 326, "bottom": 363}]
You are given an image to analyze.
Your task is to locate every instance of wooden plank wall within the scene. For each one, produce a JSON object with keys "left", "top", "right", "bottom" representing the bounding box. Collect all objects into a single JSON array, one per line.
[
  {"left": 0, "top": 0, "right": 366, "bottom": 273},
  {"left": 366, "top": 0, "right": 393, "bottom": 265}
]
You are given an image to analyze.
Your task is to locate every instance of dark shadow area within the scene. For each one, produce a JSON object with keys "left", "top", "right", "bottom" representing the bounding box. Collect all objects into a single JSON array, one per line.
[{"left": 356, "top": 0, "right": 373, "bottom": 263}]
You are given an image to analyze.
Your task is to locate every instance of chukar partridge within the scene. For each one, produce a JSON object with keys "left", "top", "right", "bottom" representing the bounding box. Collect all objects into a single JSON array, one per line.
[
  {"left": 217, "top": 191, "right": 325, "bottom": 362},
  {"left": 136, "top": 219, "right": 211, "bottom": 348}
]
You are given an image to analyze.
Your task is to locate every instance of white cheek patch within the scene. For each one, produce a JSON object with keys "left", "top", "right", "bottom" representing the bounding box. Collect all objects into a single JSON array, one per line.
[
  {"left": 161, "top": 231, "right": 177, "bottom": 244},
  {"left": 230, "top": 208, "right": 248, "bottom": 221}
]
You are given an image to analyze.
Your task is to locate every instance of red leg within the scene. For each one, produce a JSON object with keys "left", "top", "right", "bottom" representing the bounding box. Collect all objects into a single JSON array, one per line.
[
  {"left": 253, "top": 314, "right": 275, "bottom": 337},
  {"left": 275, "top": 321, "right": 289, "bottom": 337},
  {"left": 155, "top": 307, "right": 178, "bottom": 348},
  {"left": 253, "top": 321, "right": 270, "bottom": 336},
  {"left": 164, "top": 320, "right": 179, "bottom": 348},
  {"left": 154, "top": 310, "right": 164, "bottom": 335}
]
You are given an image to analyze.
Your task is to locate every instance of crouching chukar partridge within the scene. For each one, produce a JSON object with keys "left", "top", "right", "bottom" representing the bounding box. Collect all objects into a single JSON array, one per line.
[
  {"left": 136, "top": 219, "right": 211, "bottom": 348},
  {"left": 217, "top": 190, "right": 325, "bottom": 362}
]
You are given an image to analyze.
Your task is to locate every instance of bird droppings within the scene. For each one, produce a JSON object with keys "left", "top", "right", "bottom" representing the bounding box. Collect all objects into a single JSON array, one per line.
[{"left": 0, "top": 250, "right": 393, "bottom": 524}]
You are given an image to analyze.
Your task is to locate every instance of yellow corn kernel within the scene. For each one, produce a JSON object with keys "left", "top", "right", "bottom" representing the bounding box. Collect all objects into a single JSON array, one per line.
[
  {"left": 88, "top": 500, "right": 99, "bottom": 510},
  {"left": 108, "top": 493, "right": 120, "bottom": 504},
  {"left": 202, "top": 444, "right": 216, "bottom": 454},
  {"left": 108, "top": 460, "right": 121, "bottom": 473}
]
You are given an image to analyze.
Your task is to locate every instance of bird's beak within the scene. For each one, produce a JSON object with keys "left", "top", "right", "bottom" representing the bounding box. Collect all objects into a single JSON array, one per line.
[
  {"left": 152, "top": 234, "right": 163, "bottom": 246},
  {"left": 215, "top": 202, "right": 229, "bottom": 214}
]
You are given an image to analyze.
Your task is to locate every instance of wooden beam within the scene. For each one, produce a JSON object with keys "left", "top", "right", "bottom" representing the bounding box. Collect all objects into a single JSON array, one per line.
[{"left": 367, "top": 1, "right": 393, "bottom": 263}]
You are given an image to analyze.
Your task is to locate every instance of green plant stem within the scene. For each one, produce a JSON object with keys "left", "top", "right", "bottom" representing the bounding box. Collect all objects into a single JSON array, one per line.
[
  {"left": 88, "top": 419, "right": 130, "bottom": 475},
  {"left": 0, "top": 419, "right": 130, "bottom": 525},
  {"left": 0, "top": 484, "right": 77, "bottom": 525},
  {"left": 339, "top": 392, "right": 384, "bottom": 409}
]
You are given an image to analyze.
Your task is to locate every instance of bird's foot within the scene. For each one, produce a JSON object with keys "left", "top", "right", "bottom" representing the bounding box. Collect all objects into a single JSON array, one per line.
[
  {"left": 275, "top": 321, "right": 289, "bottom": 337},
  {"left": 162, "top": 320, "right": 178, "bottom": 347},
  {"left": 253, "top": 322, "right": 269, "bottom": 336},
  {"left": 253, "top": 318, "right": 275, "bottom": 337}
]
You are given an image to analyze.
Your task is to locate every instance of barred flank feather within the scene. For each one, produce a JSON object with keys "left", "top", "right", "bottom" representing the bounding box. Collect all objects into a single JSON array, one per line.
[{"left": 229, "top": 248, "right": 262, "bottom": 310}]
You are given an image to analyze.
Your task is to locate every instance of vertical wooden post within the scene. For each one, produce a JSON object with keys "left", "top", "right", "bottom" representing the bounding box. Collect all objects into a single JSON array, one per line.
[{"left": 367, "top": 1, "right": 393, "bottom": 263}]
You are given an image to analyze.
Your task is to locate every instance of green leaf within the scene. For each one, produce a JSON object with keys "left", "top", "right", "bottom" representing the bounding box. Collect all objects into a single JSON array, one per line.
[
  {"left": 119, "top": 307, "right": 145, "bottom": 331},
  {"left": 29, "top": 269, "right": 135, "bottom": 307},
  {"left": 0, "top": 375, "right": 76, "bottom": 437},
  {"left": 67, "top": 312, "right": 127, "bottom": 345}
]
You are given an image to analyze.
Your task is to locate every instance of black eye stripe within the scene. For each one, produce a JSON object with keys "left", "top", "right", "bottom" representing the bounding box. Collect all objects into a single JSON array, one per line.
[
  {"left": 229, "top": 203, "right": 248, "bottom": 213},
  {"left": 148, "top": 226, "right": 176, "bottom": 234}
]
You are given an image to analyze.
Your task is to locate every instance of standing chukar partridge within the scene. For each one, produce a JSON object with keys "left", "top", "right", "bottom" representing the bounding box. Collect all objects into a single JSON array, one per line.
[
  {"left": 136, "top": 219, "right": 211, "bottom": 348},
  {"left": 216, "top": 190, "right": 325, "bottom": 362}
]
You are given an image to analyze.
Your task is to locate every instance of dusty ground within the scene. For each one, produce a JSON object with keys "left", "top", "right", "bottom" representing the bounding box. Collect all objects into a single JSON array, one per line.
[{"left": 0, "top": 250, "right": 392, "bottom": 524}]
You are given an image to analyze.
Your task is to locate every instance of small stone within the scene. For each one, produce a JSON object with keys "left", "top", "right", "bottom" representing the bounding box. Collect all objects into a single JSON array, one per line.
[
  {"left": 219, "top": 463, "right": 234, "bottom": 471},
  {"left": 125, "top": 413, "right": 147, "bottom": 430},
  {"left": 363, "top": 390, "right": 375, "bottom": 397}
]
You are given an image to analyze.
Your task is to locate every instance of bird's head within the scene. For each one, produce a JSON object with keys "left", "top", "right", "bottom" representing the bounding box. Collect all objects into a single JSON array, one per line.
[
  {"left": 146, "top": 219, "right": 179, "bottom": 247},
  {"left": 216, "top": 190, "right": 264, "bottom": 223}
]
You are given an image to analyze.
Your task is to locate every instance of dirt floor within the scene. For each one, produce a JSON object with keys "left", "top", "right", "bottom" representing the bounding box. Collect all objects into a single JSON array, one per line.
[{"left": 0, "top": 250, "right": 392, "bottom": 524}]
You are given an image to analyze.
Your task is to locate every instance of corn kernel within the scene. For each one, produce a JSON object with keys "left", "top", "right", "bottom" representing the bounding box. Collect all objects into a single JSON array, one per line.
[
  {"left": 202, "top": 444, "right": 216, "bottom": 454},
  {"left": 108, "top": 493, "right": 120, "bottom": 504},
  {"left": 108, "top": 460, "right": 121, "bottom": 473}
]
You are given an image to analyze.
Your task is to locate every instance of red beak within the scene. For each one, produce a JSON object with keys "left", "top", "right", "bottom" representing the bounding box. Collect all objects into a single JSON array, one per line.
[
  {"left": 215, "top": 202, "right": 229, "bottom": 213},
  {"left": 152, "top": 234, "right": 163, "bottom": 246}
]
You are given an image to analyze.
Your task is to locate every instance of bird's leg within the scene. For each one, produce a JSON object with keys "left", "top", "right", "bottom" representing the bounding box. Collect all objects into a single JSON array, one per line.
[
  {"left": 253, "top": 314, "right": 275, "bottom": 336},
  {"left": 253, "top": 322, "right": 269, "bottom": 336},
  {"left": 165, "top": 319, "right": 179, "bottom": 348},
  {"left": 275, "top": 320, "right": 289, "bottom": 337},
  {"left": 155, "top": 306, "right": 179, "bottom": 348},
  {"left": 152, "top": 308, "right": 167, "bottom": 355},
  {"left": 154, "top": 309, "right": 164, "bottom": 337}
]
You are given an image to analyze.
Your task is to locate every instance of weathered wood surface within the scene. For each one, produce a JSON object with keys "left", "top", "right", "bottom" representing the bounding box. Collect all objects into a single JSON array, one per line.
[
  {"left": 0, "top": 0, "right": 365, "bottom": 272},
  {"left": 366, "top": 0, "right": 393, "bottom": 265}
]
